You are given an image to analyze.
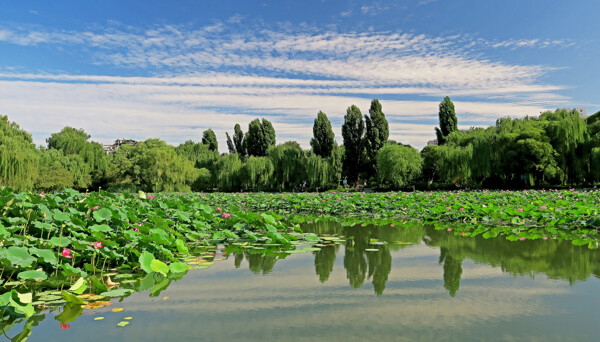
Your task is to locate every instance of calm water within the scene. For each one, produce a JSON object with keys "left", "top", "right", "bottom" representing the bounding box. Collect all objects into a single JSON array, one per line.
[{"left": 5, "top": 222, "right": 600, "bottom": 341}]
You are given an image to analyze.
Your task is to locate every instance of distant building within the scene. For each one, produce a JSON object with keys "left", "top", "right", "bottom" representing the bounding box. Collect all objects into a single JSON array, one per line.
[
  {"left": 558, "top": 108, "right": 587, "bottom": 118},
  {"left": 102, "top": 138, "right": 137, "bottom": 154},
  {"left": 426, "top": 139, "right": 438, "bottom": 146}
]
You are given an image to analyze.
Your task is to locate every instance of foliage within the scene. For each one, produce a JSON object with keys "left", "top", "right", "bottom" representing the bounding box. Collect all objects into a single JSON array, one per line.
[
  {"left": 310, "top": 111, "right": 335, "bottom": 158},
  {"left": 0, "top": 116, "right": 39, "bottom": 190},
  {"left": 201, "top": 129, "right": 218, "bottom": 152},
  {"left": 376, "top": 143, "right": 422, "bottom": 188},
  {"left": 342, "top": 105, "right": 365, "bottom": 182},
  {"left": 267, "top": 141, "right": 306, "bottom": 190},
  {"left": 364, "top": 99, "right": 389, "bottom": 179},
  {"left": 245, "top": 118, "right": 276, "bottom": 157},
  {"left": 435, "top": 96, "right": 458, "bottom": 145},
  {"left": 233, "top": 123, "right": 246, "bottom": 157}
]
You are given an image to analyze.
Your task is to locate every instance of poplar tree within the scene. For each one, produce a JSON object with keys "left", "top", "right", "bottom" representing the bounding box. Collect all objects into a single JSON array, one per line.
[
  {"left": 202, "top": 129, "right": 218, "bottom": 152},
  {"left": 435, "top": 96, "right": 458, "bottom": 145},
  {"left": 310, "top": 111, "right": 335, "bottom": 157},
  {"left": 245, "top": 118, "right": 276, "bottom": 157},
  {"left": 225, "top": 132, "right": 236, "bottom": 154},
  {"left": 364, "top": 99, "right": 389, "bottom": 178},
  {"left": 342, "top": 105, "right": 365, "bottom": 182},
  {"left": 233, "top": 124, "right": 245, "bottom": 156}
]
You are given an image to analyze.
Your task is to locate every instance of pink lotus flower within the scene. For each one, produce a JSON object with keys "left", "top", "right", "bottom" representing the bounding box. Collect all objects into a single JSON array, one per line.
[
  {"left": 460, "top": 232, "right": 466, "bottom": 236},
  {"left": 43, "top": 212, "right": 46, "bottom": 218},
  {"left": 446, "top": 206, "right": 451, "bottom": 210},
  {"left": 217, "top": 207, "right": 223, "bottom": 212},
  {"left": 133, "top": 226, "right": 140, "bottom": 232},
  {"left": 540, "top": 206, "right": 547, "bottom": 209},
  {"left": 92, "top": 206, "right": 100, "bottom": 210},
  {"left": 543, "top": 236, "right": 548, "bottom": 240},
  {"left": 447, "top": 228, "right": 452, "bottom": 231},
  {"left": 519, "top": 237, "right": 526, "bottom": 241},
  {"left": 60, "top": 323, "right": 70, "bottom": 330},
  {"left": 360, "top": 223, "right": 365, "bottom": 227},
  {"left": 89, "top": 241, "right": 103, "bottom": 249},
  {"left": 517, "top": 208, "right": 524, "bottom": 212},
  {"left": 62, "top": 248, "right": 72, "bottom": 259},
  {"left": 39, "top": 193, "right": 46, "bottom": 198},
  {"left": 459, "top": 207, "right": 465, "bottom": 211},
  {"left": 222, "top": 213, "right": 231, "bottom": 219},
  {"left": 147, "top": 195, "right": 154, "bottom": 200},
  {"left": 390, "top": 224, "right": 395, "bottom": 227}
]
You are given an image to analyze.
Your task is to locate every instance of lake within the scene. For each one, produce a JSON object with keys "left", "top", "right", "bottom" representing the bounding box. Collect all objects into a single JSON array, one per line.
[{"left": 6, "top": 221, "right": 600, "bottom": 341}]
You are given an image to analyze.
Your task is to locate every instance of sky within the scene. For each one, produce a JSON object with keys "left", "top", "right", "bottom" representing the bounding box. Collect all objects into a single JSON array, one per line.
[{"left": 0, "top": 0, "right": 598, "bottom": 151}]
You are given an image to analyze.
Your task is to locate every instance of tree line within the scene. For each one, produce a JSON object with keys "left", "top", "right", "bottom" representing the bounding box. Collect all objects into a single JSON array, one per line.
[{"left": 1, "top": 98, "right": 599, "bottom": 192}]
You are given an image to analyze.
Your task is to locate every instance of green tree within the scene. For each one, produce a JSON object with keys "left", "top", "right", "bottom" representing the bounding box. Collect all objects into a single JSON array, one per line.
[
  {"left": 34, "top": 149, "right": 74, "bottom": 191},
  {"left": 364, "top": 99, "right": 389, "bottom": 178},
  {"left": 201, "top": 129, "right": 218, "bottom": 152},
  {"left": 46, "top": 126, "right": 108, "bottom": 189},
  {"left": 342, "top": 105, "right": 365, "bottom": 182},
  {"left": 225, "top": 132, "right": 236, "bottom": 154},
  {"left": 233, "top": 124, "right": 246, "bottom": 157},
  {"left": 0, "top": 115, "right": 39, "bottom": 190},
  {"left": 241, "top": 156, "right": 274, "bottom": 191},
  {"left": 435, "top": 96, "right": 458, "bottom": 145},
  {"left": 214, "top": 153, "right": 243, "bottom": 191},
  {"left": 267, "top": 141, "right": 306, "bottom": 190},
  {"left": 376, "top": 143, "right": 422, "bottom": 188},
  {"left": 245, "top": 119, "right": 276, "bottom": 157},
  {"left": 310, "top": 111, "right": 335, "bottom": 157}
]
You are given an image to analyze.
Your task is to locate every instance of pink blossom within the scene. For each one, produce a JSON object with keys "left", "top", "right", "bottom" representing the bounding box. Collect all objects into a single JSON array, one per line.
[
  {"left": 519, "top": 237, "right": 526, "bottom": 241},
  {"left": 133, "top": 226, "right": 140, "bottom": 232},
  {"left": 460, "top": 232, "right": 466, "bottom": 236},
  {"left": 222, "top": 213, "right": 231, "bottom": 219},
  {"left": 517, "top": 208, "right": 524, "bottom": 212},
  {"left": 543, "top": 237, "right": 548, "bottom": 240},
  {"left": 39, "top": 193, "right": 46, "bottom": 198},
  {"left": 390, "top": 224, "right": 395, "bottom": 227},
  {"left": 217, "top": 207, "right": 223, "bottom": 212},
  {"left": 447, "top": 228, "right": 452, "bottom": 231},
  {"left": 62, "top": 248, "right": 72, "bottom": 259},
  {"left": 92, "top": 206, "right": 100, "bottom": 210},
  {"left": 446, "top": 206, "right": 451, "bottom": 210},
  {"left": 360, "top": 223, "right": 365, "bottom": 227},
  {"left": 459, "top": 207, "right": 465, "bottom": 211},
  {"left": 89, "top": 241, "right": 103, "bottom": 249},
  {"left": 147, "top": 195, "right": 154, "bottom": 200},
  {"left": 540, "top": 206, "right": 547, "bottom": 209}
]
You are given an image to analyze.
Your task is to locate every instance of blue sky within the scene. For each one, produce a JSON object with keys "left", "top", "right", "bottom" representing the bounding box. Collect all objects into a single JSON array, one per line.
[{"left": 0, "top": 0, "right": 598, "bottom": 151}]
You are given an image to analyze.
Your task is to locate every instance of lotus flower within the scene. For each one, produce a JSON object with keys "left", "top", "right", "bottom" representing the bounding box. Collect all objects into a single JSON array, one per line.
[{"left": 62, "top": 248, "right": 72, "bottom": 259}]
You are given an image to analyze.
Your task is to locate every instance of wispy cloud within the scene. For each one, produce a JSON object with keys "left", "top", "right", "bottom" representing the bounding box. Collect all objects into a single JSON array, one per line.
[{"left": 0, "top": 20, "right": 570, "bottom": 151}]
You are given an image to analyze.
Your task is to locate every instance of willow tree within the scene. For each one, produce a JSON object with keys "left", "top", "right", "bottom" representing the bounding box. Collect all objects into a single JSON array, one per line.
[
  {"left": 241, "top": 156, "right": 274, "bottom": 191},
  {"left": 175, "top": 140, "right": 218, "bottom": 169},
  {"left": 35, "top": 149, "right": 74, "bottom": 191},
  {"left": 267, "top": 141, "right": 306, "bottom": 190},
  {"left": 540, "top": 109, "right": 587, "bottom": 185},
  {"left": 364, "top": 99, "right": 389, "bottom": 179},
  {"left": 310, "top": 111, "right": 335, "bottom": 157},
  {"left": 376, "top": 143, "right": 422, "bottom": 188},
  {"left": 0, "top": 115, "right": 39, "bottom": 190},
  {"left": 305, "top": 154, "right": 331, "bottom": 189},
  {"left": 437, "top": 144, "right": 472, "bottom": 187},
  {"left": 214, "top": 153, "right": 243, "bottom": 191},
  {"left": 342, "top": 105, "right": 365, "bottom": 182},
  {"left": 46, "top": 126, "right": 108, "bottom": 188}
]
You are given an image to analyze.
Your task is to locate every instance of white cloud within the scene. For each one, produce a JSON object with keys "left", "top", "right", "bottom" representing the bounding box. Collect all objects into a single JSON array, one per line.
[{"left": 0, "top": 21, "right": 571, "bottom": 151}]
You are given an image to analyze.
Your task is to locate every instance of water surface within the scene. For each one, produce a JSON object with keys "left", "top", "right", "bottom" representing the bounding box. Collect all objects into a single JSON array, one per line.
[{"left": 5, "top": 222, "right": 600, "bottom": 341}]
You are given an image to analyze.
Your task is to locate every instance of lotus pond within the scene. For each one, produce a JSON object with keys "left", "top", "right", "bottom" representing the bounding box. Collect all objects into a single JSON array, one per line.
[{"left": 2, "top": 189, "right": 600, "bottom": 340}]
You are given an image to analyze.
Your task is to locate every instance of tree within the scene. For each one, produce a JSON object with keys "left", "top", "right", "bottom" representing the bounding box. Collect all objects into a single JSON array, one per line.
[
  {"left": 201, "top": 129, "right": 218, "bottom": 152},
  {"left": 310, "top": 111, "right": 335, "bottom": 157},
  {"left": 376, "top": 143, "right": 422, "bottom": 188},
  {"left": 214, "top": 153, "right": 243, "bottom": 191},
  {"left": 46, "top": 126, "right": 108, "bottom": 189},
  {"left": 0, "top": 115, "right": 39, "bottom": 190},
  {"left": 364, "top": 99, "right": 389, "bottom": 178},
  {"left": 241, "top": 156, "right": 273, "bottom": 191},
  {"left": 233, "top": 124, "right": 246, "bottom": 157},
  {"left": 267, "top": 141, "right": 306, "bottom": 190},
  {"left": 245, "top": 118, "right": 276, "bottom": 157},
  {"left": 35, "top": 149, "right": 74, "bottom": 191},
  {"left": 435, "top": 96, "right": 458, "bottom": 145},
  {"left": 342, "top": 105, "right": 365, "bottom": 182},
  {"left": 225, "top": 132, "right": 236, "bottom": 154}
]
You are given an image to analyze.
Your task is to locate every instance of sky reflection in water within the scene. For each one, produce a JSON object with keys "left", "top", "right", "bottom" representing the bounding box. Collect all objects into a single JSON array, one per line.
[{"left": 8, "top": 222, "right": 600, "bottom": 342}]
